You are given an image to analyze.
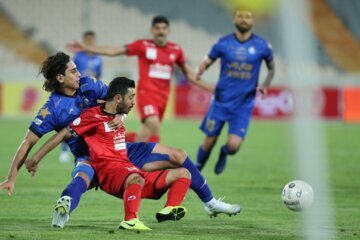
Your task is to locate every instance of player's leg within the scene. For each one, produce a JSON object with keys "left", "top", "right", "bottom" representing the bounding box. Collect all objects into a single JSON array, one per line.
[
  {"left": 59, "top": 142, "right": 70, "bottom": 162},
  {"left": 131, "top": 143, "right": 241, "bottom": 217},
  {"left": 215, "top": 110, "right": 252, "bottom": 175},
  {"left": 138, "top": 115, "right": 161, "bottom": 142},
  {"left": 196, "top": 107, "right": 225, "bottom": 170},
  {"left": 155, "top": 168, "right": 191, "bottom": 222},
  {"left": 52, "top": 157, "right": 94, "bottom": 228}
]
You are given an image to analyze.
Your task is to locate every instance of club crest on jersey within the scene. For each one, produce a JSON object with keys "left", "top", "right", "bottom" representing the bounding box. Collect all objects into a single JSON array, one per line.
[
  {"left": 248, "top": 46, "right": 256, "bottom": 55},
  {"left": 146, "top": 48, "right": 157, "bottom": 59},
  {"left": 104, "top": 122, "right": 113, "bottom": 132},
  {"left": 33, "top": 118, "right": 43, "bottom": 126}
]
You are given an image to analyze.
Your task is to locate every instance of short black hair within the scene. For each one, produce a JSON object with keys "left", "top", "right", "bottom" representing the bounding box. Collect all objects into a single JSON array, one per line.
[
  {"left": 83, "top": 30, "right": 95, "bottom": 38},
  {"left": 152, "top": 16, "right": 169, "bottom": 27},
  {"left": 39, "top": 52, "right": 70, "bottom": 92},
  {"left": 105, "top": 77, "right": 135, "bottom": 100}
]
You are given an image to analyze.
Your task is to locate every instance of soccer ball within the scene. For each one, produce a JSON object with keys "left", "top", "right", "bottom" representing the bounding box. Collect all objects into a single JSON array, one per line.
[{"left": 282, "top": 180, "right": 314, "bottom": 211}]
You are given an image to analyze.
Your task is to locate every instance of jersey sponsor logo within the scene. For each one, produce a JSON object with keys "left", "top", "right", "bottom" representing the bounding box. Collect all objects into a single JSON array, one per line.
[
  {"left": 72, "top": 117, "right": 81, "bottom": 126},
  {"left": 149, "top": 63, "right": 172, "bottom": 79},
  {"left": 33, "top": 118, "right": 43, "bottom": 126},
  {"left": 114, "top": 142, "right": 126, "bottom": 151},
  {"left": 146, "top": 47, "right": 157, "bottom": 60},
  {"left": 248, "top": 46, "right": 256, "bottom": 55}
]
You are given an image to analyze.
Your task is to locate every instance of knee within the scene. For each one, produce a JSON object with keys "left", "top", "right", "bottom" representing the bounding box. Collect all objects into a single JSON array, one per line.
[
  {"left": 174, "top": 168, "right": 191, "bottom": 180},
  {"left": 171, "top": 149, "right": 187, "bottom": 165},
  {"left": 226, "top": 142, "right": 242, "bottom": 155},
  {"left": 126, "top": 173, "right": 145, "bottom": 187},
  {"left": 72, "top": 163, "right": 94, "bottom": 187}
]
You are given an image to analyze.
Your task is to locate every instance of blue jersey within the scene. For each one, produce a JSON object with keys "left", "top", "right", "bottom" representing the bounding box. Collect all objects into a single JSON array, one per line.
[
  {"left": 74, "top": 51, "right": 103, "bottom": 79},
  {"left": 209, "top": 33, "right": 273, "bottom": 112},
  {"left": 29, "top": 76, "right": 108, "bottom": 158}
]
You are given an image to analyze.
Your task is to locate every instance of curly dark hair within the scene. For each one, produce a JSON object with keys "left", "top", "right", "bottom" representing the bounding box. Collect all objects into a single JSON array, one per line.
[{"left": 39, "top": 52, "right": 70, "bottom": 92}]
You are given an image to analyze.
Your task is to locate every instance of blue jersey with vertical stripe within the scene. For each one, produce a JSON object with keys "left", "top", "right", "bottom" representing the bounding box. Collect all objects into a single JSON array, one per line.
[
  {"left": 29, "top": 76, "right": 108, "bottom": 158},
  {"left": 74, "top": 51, "right": 103, "bottom": 79},
  {"left": 209, "top": 33, "right": 273, "bottom": 112}
]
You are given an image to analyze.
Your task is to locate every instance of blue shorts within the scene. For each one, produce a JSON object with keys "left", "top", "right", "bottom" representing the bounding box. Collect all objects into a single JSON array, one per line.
[
  {"left": 126, "top": 142, "right": 160, "bottom": 169},
  {"left": 200, "top": 104, "right": 253, "bottom": 139}
]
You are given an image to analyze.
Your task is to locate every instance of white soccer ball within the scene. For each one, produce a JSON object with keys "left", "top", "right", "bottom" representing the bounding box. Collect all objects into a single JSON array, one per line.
[{"left": 282, "top": 180, "right": 314, "bottom": 211}]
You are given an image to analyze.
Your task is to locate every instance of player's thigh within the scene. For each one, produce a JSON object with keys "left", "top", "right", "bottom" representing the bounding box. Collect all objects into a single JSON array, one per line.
[
  {"left": 141, "top": 144, "right": 186, "bottom": 171},
  {"left": 143, "top": 115, "right": 161, "bottom": 130}
]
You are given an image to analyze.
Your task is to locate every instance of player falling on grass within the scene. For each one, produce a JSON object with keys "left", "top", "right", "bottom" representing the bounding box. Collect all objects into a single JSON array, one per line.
[
  {"left": 0, "top": 52, "right": 240, "bottom": 228},
  {"left": 59, "top": 30, "right": 104, "bottom": 163},
  {"left": 67, "top": 15, "right": 214, "bottom": 143},
  {"left": 196, "top": 8, "right": 275, "bottom": 175},
  {"left": 27, "top": 77, "right": 191, "bottom": 230}
]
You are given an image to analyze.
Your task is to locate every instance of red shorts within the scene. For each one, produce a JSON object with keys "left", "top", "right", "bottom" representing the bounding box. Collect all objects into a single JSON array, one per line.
[
  {"left": 92, "top": 161, "right": 169, "bottom": 199},
  {"left": 137, "top": 88, "right": 168, "bottom": 122}
]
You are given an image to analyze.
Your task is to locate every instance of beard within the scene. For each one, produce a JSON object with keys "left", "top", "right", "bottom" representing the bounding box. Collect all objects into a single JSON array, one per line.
[{"left": 235, "top": 23, "right": 252, "bottom": 34}]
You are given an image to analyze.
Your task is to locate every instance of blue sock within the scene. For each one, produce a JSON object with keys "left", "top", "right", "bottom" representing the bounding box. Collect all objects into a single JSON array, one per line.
[
  {"left": 221, "top": 145, "right": 229, "bottom": 155},
  {"left": 197, "top": 145, "right": 211, "bottom": 167},
  {"left": 182, "top": 157, "right": 213, "bottom": 203},
  {"left": 61, "top": 176, "right": 87, "bottom": 213}
]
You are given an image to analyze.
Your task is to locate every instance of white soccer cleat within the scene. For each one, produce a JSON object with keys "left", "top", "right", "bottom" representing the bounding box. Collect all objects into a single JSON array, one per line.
[
  {"left": 204, "top": 197, "right": 241, "bottom": 218},
  {"left": 52, "top": 196, "right": 71, "bottom": 228}
]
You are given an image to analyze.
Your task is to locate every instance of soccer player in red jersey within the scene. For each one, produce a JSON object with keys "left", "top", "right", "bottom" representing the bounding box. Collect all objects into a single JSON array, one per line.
[
  {"left": 27, "top": 77, "right": 191, "bottom": 230},
  {"left": 68, "top": 16, "right": 214, "bottom": 143}
]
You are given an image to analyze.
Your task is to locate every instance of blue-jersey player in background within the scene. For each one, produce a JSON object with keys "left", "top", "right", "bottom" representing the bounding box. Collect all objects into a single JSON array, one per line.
[
  {"left": 0, "top": 52, "right": 240, "bottom": 229},
  {"left": 59, "top": 31, "right": 103, "bottom": 163},
  {"left": 196, "top": 8, "right": 275, "bottom": 175}
]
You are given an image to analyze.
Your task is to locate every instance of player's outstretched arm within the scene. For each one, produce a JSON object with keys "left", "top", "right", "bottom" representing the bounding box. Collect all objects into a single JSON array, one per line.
[
  {"left": 0, "top": 130, "right": 39, "bottom": 196},
  {"left": 181, "top": 64, "right": 215, "bottom": 93},
  {"left": 25, "top": 128, "right": 73, "bottom": 176},
  {"left": 257, "top": 60, "right": 275, "bottom": 99},
  {"left": 196, "top": 56, "right": 214, "bottom": 80},
  {"left": 67, "top": 41, "right": 126, "bottom": 56}
]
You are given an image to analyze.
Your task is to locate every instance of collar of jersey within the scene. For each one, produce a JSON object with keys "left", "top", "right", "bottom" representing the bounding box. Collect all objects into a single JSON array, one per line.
[
  {"left": 100, "top": 104, "right": 116, "bottom": 117},
  {"left": 233, "top": 33, "right": 253, "bottom": 44},
  {"left": 54, "top": 90, "right": 78, "bottom": 98}
]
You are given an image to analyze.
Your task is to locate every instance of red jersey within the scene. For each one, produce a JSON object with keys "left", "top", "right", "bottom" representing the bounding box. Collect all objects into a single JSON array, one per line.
[
  {"left": 69, "top": 105, "right": 130, "bottom": 166},
  {"left": 126, "top": 39, "right": 186, "bottom": 100}
]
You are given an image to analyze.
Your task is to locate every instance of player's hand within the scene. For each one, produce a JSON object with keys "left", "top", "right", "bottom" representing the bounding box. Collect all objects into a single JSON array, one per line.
[
  {"left": 0, "top": 179, "right": 15, "bottom": 196},
  {"left": 66, "top": 41, "right": 85, "bottom": 53},
  {"left": 195, "top": 67, "right": 205, "bottom": 80},
  {"left": 257, "top": 86, "right": 268, "bottom": 99},
  {"left": 25, "top": 158, "right": 38, "bottom": 177},
  {"left": 109, "top": 114, "right": 125, "bottom": 130}
]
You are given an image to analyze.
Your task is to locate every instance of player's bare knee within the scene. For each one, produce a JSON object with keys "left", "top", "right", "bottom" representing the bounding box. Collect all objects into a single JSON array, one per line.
[
  {"left": 172, "top": 148, "right": 187, "bottom": 165},
  {"left": 227, "top": 143, "right": 241, "bottom": 155},
  {"left": 177, "top": 167, "right": 191, "bottom": 180},
  {"left": 126, "top": 173, "right": 145, "bottom": 187}
]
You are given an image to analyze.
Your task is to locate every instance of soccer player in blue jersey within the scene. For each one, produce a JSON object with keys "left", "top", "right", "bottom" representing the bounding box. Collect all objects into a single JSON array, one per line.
[
  {"left": 196, "top": 9, "right": 275, "bottom": 175},
  {"left": 0, "top": 52, "right": 240, "bottom": 228},
  {"left": 59, "top": 31, "right": 103, "bottom": 163}
]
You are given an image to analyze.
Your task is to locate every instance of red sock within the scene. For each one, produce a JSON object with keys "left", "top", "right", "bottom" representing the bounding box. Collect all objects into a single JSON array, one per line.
[
  {"left": 149, "top": 135, "right": 160, "bottom": 143},
  {"left": 123, "top": 184, "right": 143, "bottom": 221},
  {"left": 165, "top": 178, "right": 191, "bottom": 207},
  {"left": 125, "top": 132, "right": 137, "bottom": 142}
]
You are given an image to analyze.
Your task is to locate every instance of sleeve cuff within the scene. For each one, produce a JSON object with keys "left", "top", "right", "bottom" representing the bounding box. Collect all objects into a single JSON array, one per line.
[{"left": 29, "top": 126, "right": 43, "bottom": 138}]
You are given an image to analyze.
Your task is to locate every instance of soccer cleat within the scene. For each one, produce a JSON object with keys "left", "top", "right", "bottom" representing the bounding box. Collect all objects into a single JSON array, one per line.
[
  {"left": 156, "top": 206, "right": 186, "bottom": 222},
  {"left": 119, "top": 218, "right": 152, "bottom": 231},
  {"left": 214, "top": 147, "right": 227, "bottom": 174},
  {"left": 52, "top": 196, "right": 71, "bottom": 228},
  {"left": 204, "top": 198, "right": 241, "bottom": 218}
]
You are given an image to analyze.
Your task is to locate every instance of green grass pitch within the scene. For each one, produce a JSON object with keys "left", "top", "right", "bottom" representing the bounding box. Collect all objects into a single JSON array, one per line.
[{"left": 0, "top": 118, "right": 359, "bottom": 240}]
